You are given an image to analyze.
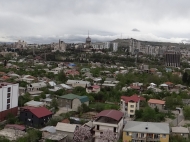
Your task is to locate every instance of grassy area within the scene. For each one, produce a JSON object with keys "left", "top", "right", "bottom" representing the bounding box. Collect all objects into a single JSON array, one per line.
[{"left": 89, "top": 102, "right": 119, "bottom": 112}]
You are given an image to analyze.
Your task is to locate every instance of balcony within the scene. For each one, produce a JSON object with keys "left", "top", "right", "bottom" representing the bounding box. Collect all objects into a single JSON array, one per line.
[{"left": 147, "top": 137, "right": 160, "bottom": 141}]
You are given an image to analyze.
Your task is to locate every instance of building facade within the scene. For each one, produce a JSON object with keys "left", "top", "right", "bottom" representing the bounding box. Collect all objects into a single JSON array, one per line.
[
  {"left": 93, "top": 110, "right": 124, "bottom": 142},
  {"left": 123, "top": 121, "right": 170, "bottom": 142},
  {"left": 0, "top": 82, "right": 19, "bottom": 122},
  {"left": 19, "top": 106, "right": 52, "bottom": 128},
  {"left": 120, "top": 95, "right": 145, "bottom": 117},
  {"left": 164, "top": 50, "right": 181, "bottom": 67}
]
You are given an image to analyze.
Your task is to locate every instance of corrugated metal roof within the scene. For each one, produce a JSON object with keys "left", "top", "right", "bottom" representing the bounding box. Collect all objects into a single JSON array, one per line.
[
  {"left": 123, "top": 121, "right": 170, "bottom": 134},
  {"left": 55, "top": 122, "right": 77, "bottom": 132},
  {"left": 58, "top": 94, "right": 89, "bottom": 103},
  {"left": 96, "top": 110, "right": 123, "bottom": 121}
]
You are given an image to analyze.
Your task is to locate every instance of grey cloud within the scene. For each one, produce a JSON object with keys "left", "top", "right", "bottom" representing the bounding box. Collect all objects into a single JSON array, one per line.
[
  {"left": 132, "top": 29, "right": 140, "bottom": 32},
  {"left": 0, "top": 0, "right": 190, "bottom": 43}
]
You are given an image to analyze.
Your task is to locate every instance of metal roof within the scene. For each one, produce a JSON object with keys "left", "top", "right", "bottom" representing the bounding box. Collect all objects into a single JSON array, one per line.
[
  {"left": 58, "top": 94, "right": 89, "bottom": 103},
  {"left": 123, "top": 121, "right": 170, "bottom": 134},
  {"left": 96, "top": 110, "right": 123, "bottom": 121},
  {"left": 55, "top": 122, "right": 77, "bottom": 133},
  {"left": 171, "top": 127, "right": 189, "bottom": 133}
]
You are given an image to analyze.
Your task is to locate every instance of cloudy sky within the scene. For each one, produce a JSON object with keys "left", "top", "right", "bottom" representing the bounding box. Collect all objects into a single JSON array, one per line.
[{"left": 0, "top": 0, "right": 190, "bottom": 44}]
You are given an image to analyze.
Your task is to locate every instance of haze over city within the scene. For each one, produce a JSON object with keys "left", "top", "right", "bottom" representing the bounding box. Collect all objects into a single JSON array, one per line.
[{"left": 0, "top": 0, "right": 190, "bottom": 44}]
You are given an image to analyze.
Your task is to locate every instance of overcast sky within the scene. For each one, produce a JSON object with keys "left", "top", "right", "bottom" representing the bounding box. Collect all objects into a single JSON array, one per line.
[{"left": 0, "top": 0, "right": 190, "bottom": 44}]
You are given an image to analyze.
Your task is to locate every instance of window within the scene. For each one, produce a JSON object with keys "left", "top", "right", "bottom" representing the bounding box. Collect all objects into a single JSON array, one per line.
[
  {"left": 8, "top": 87, "right": 11, "bottom": 92},
  {"left": 130, "top": 110, "right": 134, "bottom": 113},
  {"left": 7, "top": 99, "right": 10, "bottom": 104},
  {"left": 97, "top": 125, "right": 99, "bottom": 130},
  {"left": 126, "top": 132, "right": 129, "bottom": 136},
  {"left": 114, "top": 127, "right": 116, "bottom": 132},
  {"left": 130, "top": 105, "right": 134, "bottom": 108},
  {"left": 7, "top": 93, "right": 10, "bottom": 98},
  {"left": 7, "top": 104, "right": 10, "bottom": 109},
  {"left": 25, "top": 113, "right": 27, "bottom": 116},
  {"left": 162, "top": 134, "right": 166, "bottom": 138}
]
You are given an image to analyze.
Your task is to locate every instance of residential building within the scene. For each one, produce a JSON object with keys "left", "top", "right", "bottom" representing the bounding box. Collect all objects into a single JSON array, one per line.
[
  {"left": 27, "top": 82, "right": 47, "bottom": 92},
  {"left": 24, "top": 100, "right": 45, "bottom": 107},
  {"left": 123, "top": 121, "right": 170, "bottom": 142},
  {"left": 57, "top": 94, "right": 89, "bottom": 111},
  {"left": 13, "top": 40, "right": 27, "bottom": 49},
  {"left": 55, "top": 122, "right": 78, "bottom": 141},
  {"left": 113, "top": 42, "right": 118, "bottom": 52},
  {"left": 93, "top": 110, "right": 124, "bottom": 142},
  {"left": 40, "top": 126, "right": 68, "bottom": 142},
  {"left": 52, "top": 40, "right": 66, "bottom": 52},
  {"left": 120, "top": 94, "right": 145, "bottom": 117},
  {"left": 164, "top": 50, "right": 181, "bottom": 67},
  {"left": 66, "top": 80, "right": 90, "bottom": 88},
  {"left": 86, "top": 85, "right": 100, "bottom": 93},
  {"left": 19, "top": 106, "right": 52, "bottom": 128},
  {"left": 171, "top": 127, "right": 189, "bottom": 139},
  {"left": 148, "top": 99, "right": 165, "bottom": 111},
  {"left": 0, "top": 82, "right": 19, "bottom": 122}
]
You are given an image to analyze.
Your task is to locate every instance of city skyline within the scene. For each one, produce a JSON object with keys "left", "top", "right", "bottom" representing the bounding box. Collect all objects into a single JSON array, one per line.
[{"left": 0, "top": 0, "right": 190, "bottom": 44}]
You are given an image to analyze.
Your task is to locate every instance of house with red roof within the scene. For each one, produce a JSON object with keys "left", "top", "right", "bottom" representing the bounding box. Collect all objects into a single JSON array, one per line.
[
  {"left": 148, "top": 99, "right": 165, "bottom": 111},
  {"left": 93, "top": 109, "right": 124, "bottom": 142},
  {"left": 164, "top": 82, "right": 174, "bottom": 89},
  {"left": 86, "top": 85, "right": 100, "bottom": 93},
  {"left": 120, "top": 94, "right": 145, "bottom": 118},
  {"left": 19, "top": 106, "right": 52, "bottom": 128}
]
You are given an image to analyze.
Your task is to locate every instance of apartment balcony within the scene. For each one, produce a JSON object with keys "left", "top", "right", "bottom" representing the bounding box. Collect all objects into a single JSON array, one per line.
[{"left": 147, "top": 137, "right": 160, "bottom": 141}]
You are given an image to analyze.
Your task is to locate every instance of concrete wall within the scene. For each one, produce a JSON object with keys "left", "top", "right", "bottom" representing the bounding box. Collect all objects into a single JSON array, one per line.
[
  {"left": 148, "top": 103, "right": 164, "bottom": 110},
  {"left": 72, "top": 99, "right": 81, "bottom": 111}
]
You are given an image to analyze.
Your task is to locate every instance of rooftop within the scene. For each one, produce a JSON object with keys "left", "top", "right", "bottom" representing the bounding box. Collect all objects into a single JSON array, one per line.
[
  {"left": 123, "top": 121, "right": 170, "bottom": 134},
  {"left": 58, "top": 94, "right": 89, "bottom": 103},
  {"left": 55, "top": 122, "right": 78, "bottom": 133},
  {"left": 121, "top": 94, "right": 145, "bottom": 103},
  {"left": 95, "top": 110, "right": 123, "bottom": 121},
  {"left": 21, "top": 106, "right": 52, "bottom": 118},
  {"left": 171, "top": 127, "right": 189, "bottom": 133},
  {"left": 148, "top": 99, "right": 165, "bottom": 105}
]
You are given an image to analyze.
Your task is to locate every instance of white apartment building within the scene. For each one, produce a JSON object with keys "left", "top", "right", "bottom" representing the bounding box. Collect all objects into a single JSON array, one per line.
[
  {"left": 120, "top": 94, "right": 145, "bottom": 117},
  {"left": 113, "top": 42, "right": 118, "bottom": 52},
  {"left": 93, "top": 110, "right": 124, "bottom": 142},
  {"left": 0, "top": 82, "right": 19, "bottom": 121}
]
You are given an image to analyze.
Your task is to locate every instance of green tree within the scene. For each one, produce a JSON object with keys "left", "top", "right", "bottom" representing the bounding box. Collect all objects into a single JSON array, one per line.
[
  {"left": 34, "top": 96, "right": 40, "bottom": 101},
  {"left": 40, "top": 92, "right": 46, "bottom": 99},
  {"left": 57, "top": 70, "right": 67, "bottom": 83},
  {"left": 0, "top": 136, "right": 10, "bottom": 142},
  {"left": 135, "top": 109, "right": 143, "bottom": 119},
  {"left": 182, "top": 72, "right": 188, "bottom": 84},
  {"left": 142, "top": 107, "right": 156, "bottom": 122},
  {"left": 6, "top": 113, "right": 18, "bottom": 124},
  {"left": 51, "top": 98, "right": 58, "bottom": 110},
  {"left": 184, "top": 106, "right": 190, "bottom": 120}
]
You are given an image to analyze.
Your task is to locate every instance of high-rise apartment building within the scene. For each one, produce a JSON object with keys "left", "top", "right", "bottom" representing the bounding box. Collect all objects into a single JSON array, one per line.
[
  {"left": 0, "top": 82, "right": 19, "bottom": 121},
  {"left": 164, "top": 50, "right": 181, "bottom": 67}
]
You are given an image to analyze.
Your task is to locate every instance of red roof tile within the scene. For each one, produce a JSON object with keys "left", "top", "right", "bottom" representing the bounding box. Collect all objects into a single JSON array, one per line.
[
  {"left": 121, "top": 94, "right": 145, "bottom": 103},
  {"left": 91, "top": 85, "right": 100, "bottom": 89},
  {"left": 61, "top": 118, "right": 70, "bottom": 124},
  {"left": 165, "top": 82, "right": 173, "bottom": 85},
  {"left": 96, "top": 110, "right": 123, "bottom": 121},
  {"left": 148, "top": 99, "right": 165, "bottom": 105},
  {"left": 21, "top": 106, "right": 52, "bottom": 118}
]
